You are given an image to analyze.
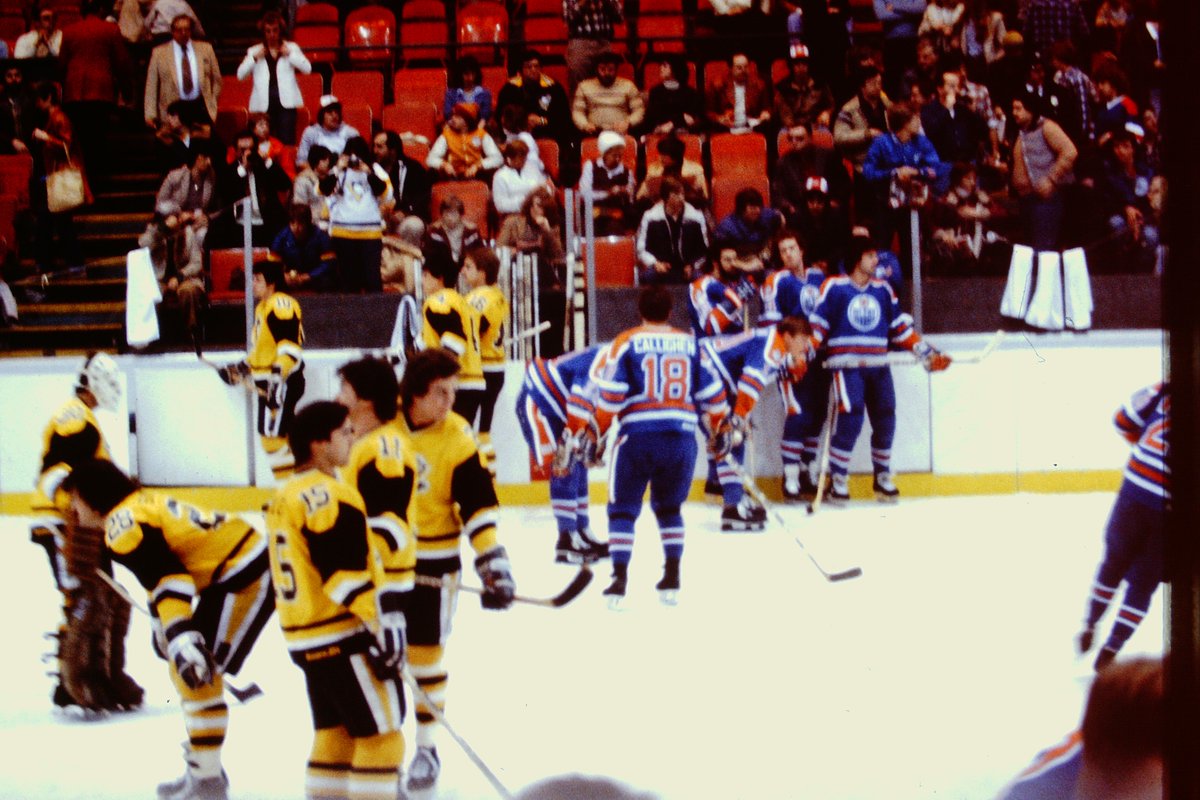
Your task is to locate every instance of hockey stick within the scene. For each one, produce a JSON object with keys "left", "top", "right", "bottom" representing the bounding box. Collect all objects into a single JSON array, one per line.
[
  {"left": 513, "top": 319, "right": 551, "bottom": 342},
  {"left": 94, "top": 570, "right": 264, "bottom": 703},
  {"left": 399, "top": 667, "right": 515, "bottom": 800},
  {"left": 806, "top": 381, "right": 839, "bottom": 517},
  {"left": 413, "top": 565, "right": 593, "bottom": 608},
  {"left": 726, "top": 459, "right": 863, "bottom": 582},
  {"left": 954, "top": 328, "right": 1005, "bottom": 364},
  {"left": 832, "top": 329, "right": 1007, "bottom": 369}
]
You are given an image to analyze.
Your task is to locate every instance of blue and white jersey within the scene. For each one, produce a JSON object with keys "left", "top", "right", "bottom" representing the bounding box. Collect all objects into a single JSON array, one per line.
[
  {"left": 760, "top": 267, "right": 826, "bottom": 325},
  {"left": 688, "top": 274, "right": 745, "bottom": 338},
  {"left": 996, "top": 731, "right": 1083, "bottom": 800},
  {"left": 1114, "top": 383, "right": 1169, "bottom": 508},
  {"left": 596, "top": 324, "right": 728, "bottom": 436},
  {"left": 809, "top": 275, "right": 920, "bottom": 368},
  {"left": 522, "top": 345, "right": 608, "bottom": 428},
  {"left": 701, "top": 327, "right": 798, "bottom": 418}
]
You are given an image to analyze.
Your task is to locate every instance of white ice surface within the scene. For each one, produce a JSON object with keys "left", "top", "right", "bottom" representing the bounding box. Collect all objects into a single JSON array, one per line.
[{"left": 0, "top": 493, "right": 1164, "bottom": 799}]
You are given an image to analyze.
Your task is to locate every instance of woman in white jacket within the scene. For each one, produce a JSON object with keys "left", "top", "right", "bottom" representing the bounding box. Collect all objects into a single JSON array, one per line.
[{"left": 236, "top": 11, "right": 312, "bottom": 146}]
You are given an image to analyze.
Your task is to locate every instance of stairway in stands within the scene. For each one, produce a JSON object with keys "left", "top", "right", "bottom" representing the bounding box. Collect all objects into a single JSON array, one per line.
[{"left": 2, "top": 121, "right": 158, "bottom": 355}]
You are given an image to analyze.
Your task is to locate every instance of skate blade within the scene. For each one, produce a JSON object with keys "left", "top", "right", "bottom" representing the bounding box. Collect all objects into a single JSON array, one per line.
[
  {"left": 605, "top": 594, "right": 626, "bottom": 611},
  {"left": 555, "top": 551, "right": 585, "bottom": 565},
  {"left": 721, "top": 522, "right": 766, "bottom": 533},
  {"left": 658, "top": 589, "right": 679, "bottom": 606},
  {"left": 874, "top": 493, "right": 899, "bottom": 504}
]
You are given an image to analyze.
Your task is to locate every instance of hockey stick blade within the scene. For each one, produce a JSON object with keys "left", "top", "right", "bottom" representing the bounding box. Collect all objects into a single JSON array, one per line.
[
  {"left": 415, "top": 565, "right": 593, "bottom": 608},
  {"left": 953, "top": 329, "right": 1005, "bottom": 364},
  {"left": 224, "top": 680, "right": 264, "bottom": 703},
  {"left": 513, "top": 320, "right": 551, "bottom": 341}
]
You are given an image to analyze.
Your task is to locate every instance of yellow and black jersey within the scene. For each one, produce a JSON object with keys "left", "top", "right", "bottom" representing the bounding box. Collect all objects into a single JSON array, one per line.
[
  {"left": 421, "top": 288, "right": 485, "bottom": 390},
  {"left": 104, "top": 491, "right": 266, "bottom": 641},
  {"left": 341, "top": 421, "right": 418, "bottom": 617},
  {"left": 394, "top": 411, "right": 500, "bottom": 575},
  {"left": 266, "top": 468, "right": 377, "bottom": 662},
  {"left": 33, "top": 397, "right": 110, "bottom": 514},
  {"left": 248, "top": 290, "right": 304, "bottom": 378},
  {"left": 466, "top": 285, "right": 509, "bottom": 373}
]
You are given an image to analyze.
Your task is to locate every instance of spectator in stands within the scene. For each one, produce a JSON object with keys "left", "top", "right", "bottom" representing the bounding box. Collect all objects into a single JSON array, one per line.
[
  {"left": 874, "top": 0, "right": 927, "bottom": 95},
  {"left": 296, "top": 95, "right": 360, "bottom": 169},
  {"left": 959, "top": 0, "right": 1007, "bottom": 76},
  {"left": 706, "top": 53, "right": 771, "bottom": 134},
  {"left": 426, "top": 102, "right": 503, "bottom": 181},
  {"left": 493, "top": 139, "right": 553, "bottom": 219},
  {"left": 1093, "top": 63, "right": 1138, "bottom": 144},
  {"left": 919, "top": 0, "right": 964, "bottom": 54},
  {"left": 426, "top": 193, "right": 483, "bottom": 268},
  {"left": 15, "top": 7, "right": 63, "bottom": 59},
  {"left": 635, "top": 176, "right": 709, "bottom": 285},
  {"left": 271, "top": 204, "right": 335, "bottom": 292},
  {"left": 773, "top": 123, "right": 851, "bottom": 219},
  {"left": 1023, "top": 0, "right": 1089, "bottom": 58},
  {"left": 143, "top": 14, "right": 221, "bottom": 132},
  {"left": 572, "top": 51, "right": 644, "bottom": 136},
  {"left": 1098, "top": 127, "right": 1155, "bottom": 264},
  {"left": 1019, "top": 57, "right": 1069, "bottom": 129},
  {"left": 920, "top": 69, "right": 988, "bottom": 164},
  {"left": 790, "top": 177, "right": 852, "bottom": 272},
  {"left": 1050, "top": 41, "right": 1097, "bottom": 145},
  {"left": 373, "top": 130, "right": 432, "bottom": 222},
  {"left": 773, "top": 45, "right": 834, "bottom": 133},
  {"left": 443, "top": 55, "right": 492, "bottom": 126},
  {"left": 834, "top": 65, "right": 890, "bottom": 222},
  {"left": 235, "top": 10, "right": 311, "bottom": 147},
  {"left": 497, "top": 186, "right": 566, "bottom": 289},
  {"left": 636, "top": 133, "right": 707, "bottom": 211},
  {"left": 901, "top": 34, "right": 941, "bottom": 103},
  {"left": 219, "top": 128, "right": 292, "bottom": 248},
  {"left": 578, "top": 129, "right": 634, "bottom": 236},
  {"left": 988, "top": 30, "right": 1028, "bottom": 111},
  {"left": 30, "top": 81, "right": 88, "bottom": 274},
  {"left": 58, "top": 0, "right": 135, "bottom": 189},
  {"left": 0, "top": 64, "right": 33, "bottom": 155},
  {"left": 1120, "top": 2, "right": 1162, "bottom": 118},
  {"left": 642, "top": 55, "right": 704, "bottom": 137},
  {"left": 246, "top": 113, "right": 294, "bottom": 178},
  {"left": 1011, "top": 89, "right": 1077, "bottom": 250},
  {"left": 563, "top": 0, "right": 624, "bottom": 93},
  {"left": 154, "top": 99, "right": 208, "bottom": 169},
  {"left": 496, "top": 50, "right": 573, "bottom": 143},
  {"left": 929, "top": 161, "right": 995, "bottom": 272},
  {"left": 321, "top": 135, "right": 390, "bottom": 292},
  {"left": 714, "top": 187, "right": 783, "bottom": 269},
  {"left": 1140, "top": 107, "right": 1161, "bottom": 174},
  {"left": 138, "top": 143, "right": 215, "bottom": 340},
  {"left": 381, "top": 215, "right": 425, "bottom": 294},
  {"left": 135, "top": 0, "right": 205, "bottom": 43},
  {"left": 291, "top": 143, "right": 332, "bottom": 231}
]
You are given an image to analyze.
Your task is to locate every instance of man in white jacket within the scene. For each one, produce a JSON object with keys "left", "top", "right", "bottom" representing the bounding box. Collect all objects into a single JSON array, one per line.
[{"left": 235, "top": 10, "right": 311, "bottom": 145}]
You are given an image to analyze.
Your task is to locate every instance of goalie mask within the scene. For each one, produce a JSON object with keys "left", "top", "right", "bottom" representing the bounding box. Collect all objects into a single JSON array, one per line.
[{"left": 77, "top": 353, "right": 122, "bottom": 411}]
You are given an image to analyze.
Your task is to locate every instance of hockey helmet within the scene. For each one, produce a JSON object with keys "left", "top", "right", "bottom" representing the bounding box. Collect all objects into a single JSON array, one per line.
[{"left": 77, "top": 352, "right": 122, "bottom": 411}]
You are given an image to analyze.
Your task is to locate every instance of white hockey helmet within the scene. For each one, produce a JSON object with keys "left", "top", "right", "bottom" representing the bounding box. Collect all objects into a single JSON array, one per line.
[{"left": 77, "top": 352, "right": 122, "bottom": 411}]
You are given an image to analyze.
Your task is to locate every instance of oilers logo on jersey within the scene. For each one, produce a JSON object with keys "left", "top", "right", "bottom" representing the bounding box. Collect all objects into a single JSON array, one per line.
[
  {"left": 799, "top": 283, "right": 821, "bottom": 317},
  {"left": 848, "top": 294, "right": 883, "bottom": 332}
]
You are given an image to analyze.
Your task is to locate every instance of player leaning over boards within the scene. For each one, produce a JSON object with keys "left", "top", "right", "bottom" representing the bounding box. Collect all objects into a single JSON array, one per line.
[
  {"left": 65, "top": 460, "right": 275, "bottom": 800},
  {"left": 30, "top": 353, "right": 144, "bottom": 712},
  {"left": 462, "top": 246, "right": 510, "bottom": 477},
  {"left": 266, "top": 402, "right": 408, "bottom": 800},
  {"left": 393, "top": 349, "right": 516, "bottom": 792},
  {"left": 217, "top": 260, "right": 305, "bottom": 474},
  {"left": 701, "top": 316, "right": 813, "bottom": 531},
  {"left": 517, "top": 343, "right": 612, "bottom": 564},
  {"left": 419, "top": 246, "right": 487, "bottom": 432},
  {"left": 595, "top": 286, "right": 730, "bottom": 607},
  {"left": 1076, "top": 384, "right": 1169, "bottom": 672},
  {"left": 808, "top": 235, "right": 950, "bottom": 504}
]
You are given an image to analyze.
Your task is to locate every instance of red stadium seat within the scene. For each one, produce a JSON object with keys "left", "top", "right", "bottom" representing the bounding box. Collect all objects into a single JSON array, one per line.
[
  {"left": 209, "top": 248, "right": 270, "bottom": 302},
  {"left": 457, "top": 1, "right": 509, "bottom": 65},
  {"left": 643, "top": 132, "right": 702, "bottom": 168},
  {"left": 521, "top": 16, "right": 568, "bottom": 59},
  {"left": 534, "top": 137, "right": 559, "bottom": 183},
  {"left": 403, "top": 138, "right": 431, "bottom": 164},
  {"left": 214, "top": 108, "right": 249, "bottom": 149},
  {"left": 711, "top": 173, "right": 769, "bottom": 221},
  {"left": 296, "top": 72, "right": 325, "bottom": 118},
  {"left": 218, "top": 76, "right": 252, "bottom": 110},
  {"left": 345, "top": 5, "right": 397, "bottom": 66},
  {"left": 593, "top": 235, "right": 636, "bottom": 287},
  {"left": 481, "top": 65, "right": 508, "bottom": 101},
  {"left": 341, "top": 102, "right": 373, "bottom": 138},
  {"left": 431, "top": 180, "right": 490, "bottom": 237},
  {"left": 0, "top": 153, "right": 31, "bottom": 210},
  {"left": 392, "top": 67, "right": 448, "bottom": 111},
  {"left": 709, "top": 131, "right": 768, "bottom": 179},
  {"left": 293, "top": 24, "right": 340, "bottom": 65},
  {"left": 636, "top": 14, "right": 686, "bottom": 54},
  {"left": 295, "top": 2, "right": 339, "bottom": 26},
  {"left": 579, "top": 134, "right": 637, "bottom": 177},
  {"left": 399, "top": 0, "right": 449, "bottom": 64},
  {"left": 522, "top": 0, "right": 561, "bottom": 16},
  {"left": 541, "top": 63, "right": 569, "bottom": 91},
  {"left": 382, "top": 100, "right": 439, "bottom": 142},
  {"left": 332, "top": 70, "right": 385, "bottom": 118}
]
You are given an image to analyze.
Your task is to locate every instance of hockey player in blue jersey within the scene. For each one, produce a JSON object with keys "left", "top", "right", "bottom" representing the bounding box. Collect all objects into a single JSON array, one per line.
[
  {"left": 516, "top": 345, "right": 611, "bottom": 565},
  {"left": 809, "top": 235, "right": 950, "bottom": 503},
  {"left": 595, "top": 286, "right": 729, "bottom": 605},
  {"left": 1076, "top": 384, "right": 1168, "bottom": 672},
  {"left": 688, "top": 244, "right": 756, "bottom": 339},
  {"left": 702, "top": 316, "right": 812, "bottom": 530},
  {"left": 761, "top": 231, "right": 833, "bottom": 501}
]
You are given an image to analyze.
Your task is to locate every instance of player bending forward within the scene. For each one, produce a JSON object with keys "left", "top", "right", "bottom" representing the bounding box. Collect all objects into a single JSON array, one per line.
[
  {"left": 518, "top": 343, "right": 612, "bottom": 563},
  {"left": 1077, "top": 384, "right": 1169, "bottom": 672},
  {"left": 66, "top": 460, "right": 275, "bottom": 800},
  {"left": 30, "top": 352, "right": 143, "bottom": 712},
  {"left": 217, "top": 260, "right": 306, "bottom": 473},
  {"left": 596, "top": 286, "right": 729, "bottom": 606},
  {"left": 808, "top": 235, "right": 950, "bottom": 503},
  {"left": 394, "top": 349, "right": 516, "bottom": 792},
  {"left": 267, "top": 402, "right": 409, "bottom": 800}
]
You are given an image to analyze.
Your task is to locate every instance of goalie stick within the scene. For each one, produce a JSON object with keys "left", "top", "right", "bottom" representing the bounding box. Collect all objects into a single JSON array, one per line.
[
  {"left": 725, "top": 458, "right": 863, "bottom": 583},
  {"left": 94, "top": 570, "right": 264, "bottom": 703},
  {"left": 414, "top": 565, "right": 593, "bottom": 608}
]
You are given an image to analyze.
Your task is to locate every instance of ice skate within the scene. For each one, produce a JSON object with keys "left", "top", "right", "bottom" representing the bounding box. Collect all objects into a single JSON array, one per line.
[
  {"left": 703, "top": 476, "right": 723, "bottom": 497},
  {"left": 873, "top": 471, "right": 899, "bottom": 503},
  {"left": 782, "top": 464, "right": 805, "bottom": 503},
  {"left": 406, "top": 746, "right": 441, "bottom": 792},
  {"left": 1094, "top": 647, "right": 1119, "bottom": 672},
  {"left": 826, "top": 473, "right": 850, "bottom": 505},
  {"left": 1076, "top": 626, "right": 1095, "bottom": 655},
  {"left": 554, "top": 530, "right": 596, "bottom": 565},
  {"left": 577, "top": 528, "right": 609, "bottom": 559},
  {"left": 656, "top": 558, "right": 680, "bottom": 606},
  {"left": 157, "top": 767, "right": 229, "bottom": 800},
  {"left": 721, "top": 497, "right": 766, "bottom": 532},
  {"left": 603, "top": 563, "right": 628, "bottom": 610}
]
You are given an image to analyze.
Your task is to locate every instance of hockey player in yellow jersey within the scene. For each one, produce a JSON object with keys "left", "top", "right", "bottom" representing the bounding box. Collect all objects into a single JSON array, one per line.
[
  {"left": 30, "top": 352, "right": 144, "bottom": 712},
  {"left": 65, "top": 459, "right": 274, "bottom": 800},
  {"left": 462, "top": 246, "right": 510, "bottom": 476},
  {"left": 217, "top": 260, "right": 305, "bottom": 473},
  {"left": 393, "top": 349, "right": 516, "bottom": 792},
  {"left": 266, "top": 401, "right": 408, "bottom": 800},
  {"left": 419, "top": 246, "right": 486, "bottom": 427}
]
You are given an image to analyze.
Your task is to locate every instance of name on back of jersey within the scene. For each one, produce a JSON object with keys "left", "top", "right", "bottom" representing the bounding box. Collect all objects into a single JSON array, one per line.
[{"left": 633, "top": 335, "right": 694, "bottom": 355}]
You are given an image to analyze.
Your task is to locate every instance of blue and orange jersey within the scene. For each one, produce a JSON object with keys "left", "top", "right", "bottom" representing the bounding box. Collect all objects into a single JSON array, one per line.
[
  {"left": 1115, "top": 383, "right": 1169, "bottom": 507},
  {"left": 522, "top": 344, "right": 608, "bottom": 431},
  {"left": 996, "top": 730, "right": 1083, "bottom": 800},
  {"left": 596, "top": 324, "right": 727, "bottom": 437},
  {"left": 701, "top": 327, "right": 802, "bottom": 419},
  {"left": 762, "top": 267, "right": 828, "bottom": 326},
  {"left": 809, "top": 275, "right": 921, "bottom": 368},
  {"left": 688, "top": 274, "right": 745, "bottom": 338}
]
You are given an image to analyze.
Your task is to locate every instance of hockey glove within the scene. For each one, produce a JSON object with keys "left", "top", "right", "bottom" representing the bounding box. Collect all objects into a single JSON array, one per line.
[
  {"left": 217, "top": 361, "right": 248, "bottom": 386},
  {"left": 914, "top": 341, "right": 952, "bottom": 373},
  {"left": 585, "top": 428, "right": 609, "bottom": 469},
  {"left": 369, "top": 613, "right": 407, "bottom": 677},
  {"left": 551, "top": 429, "right": 579, "bottom": 477},
  {"left": 265, "top": 365, "right": 285, "bottom": 409},
  {"left": 167, "top": 630, "right": 216, "bottom": 690},
  {"left": 475, "top": 547, "right": 516, "bottom": 611},
  {"left": 734, "top": 277, "right": 757, "bottom": 304},
  {"left": 707, "top": 419, "right": 735, "bottom": 460},
  {"left": 729, "top": 414, "right": 749, "bottom": 449}
]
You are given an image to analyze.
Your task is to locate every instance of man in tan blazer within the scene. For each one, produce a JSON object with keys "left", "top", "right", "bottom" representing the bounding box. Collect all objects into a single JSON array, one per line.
[{"left": 144, "top": 14, "right": 220, "bottom": 131}]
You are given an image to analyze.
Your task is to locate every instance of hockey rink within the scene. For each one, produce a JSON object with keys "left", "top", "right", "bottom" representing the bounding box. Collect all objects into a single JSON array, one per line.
[{"left": 0, "top": 491, "right": 1165, "bottom": 800}]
